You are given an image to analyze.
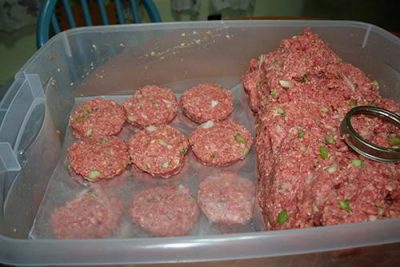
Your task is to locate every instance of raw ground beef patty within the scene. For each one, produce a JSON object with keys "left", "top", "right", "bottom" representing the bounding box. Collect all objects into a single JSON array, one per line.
[
  {"left": 69, "top": 136, "right": 129, "bottom": 181},
  {"left": 189, "top": 120, "right": 253, "bottom": 166},
  {"left": 123, "top": 85, "right": 178, "bottom": 127},
  {"left": 50, "top": 188, "right": 123, "bottom": 239},
  {"left": 128, "top": 125, "right": 189, "bottom": 178},
  {"left": 129, "top": 185, "right": 199, "bottom": 237},
  {"left": 242, "top": 29, "right": 400, "bottom": 230},
  {"left": 70, "top": 98, "right": 126, "bottom": 138},
  {"left": 198, "top": 172, "right": 255, "bottom": 225},
  {"left": 180, "top": 83, "right": 234, "bottom": 123}
]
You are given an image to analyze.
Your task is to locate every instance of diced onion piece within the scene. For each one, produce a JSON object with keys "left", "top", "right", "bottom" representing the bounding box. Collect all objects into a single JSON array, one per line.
[
  {"left": 162, "top": 99, "right": 172, "bottom": 107},
  {"left": 210, "top": 100, "right": 219, "bottom": 108},
  {"left": 146, "top": 125, "right": 157, "bottom": 132},
  {"left": 326, "top": 164, "right": 338, "bottom": 174},
  {"left": 161, "top": 161, "right": 169, "bottom": 168},
  {"left": 201, "top": 120, "right": 214, "bottom": 129},
  {"left": 279, "top": 80, "right": 293, "bottom": 88}
]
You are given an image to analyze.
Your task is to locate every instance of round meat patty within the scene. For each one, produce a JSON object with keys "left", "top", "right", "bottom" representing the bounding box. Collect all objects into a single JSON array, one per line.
[
  {"left": 128, "top": 125, "right": 189, "bottom": 178},
  {"left": 50, "top": 189, "right": 123, "bottom": 239},
  {"left": 198, "top": 173, "right": 255, "bottom": 225},
  {"left": 189, "top": 120, "right": 253, "bottom": 166},
  {"left": 70, "top": 98, "right": 126, "bottom": 138},
  {"left": 123, "top": 85, "right": 178, "bottom": 127},
  {"left": 180, "top": 83, "right": 234, "bottom": 123},
  {"left": 129, "top": 185, "right": 199, "bottom": 237},
  {"left": 69, "top": 136, "right": 130, "bottom": 181}
]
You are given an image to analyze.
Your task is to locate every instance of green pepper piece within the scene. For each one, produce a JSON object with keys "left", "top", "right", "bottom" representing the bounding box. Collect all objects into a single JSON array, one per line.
[
  {"left": 234, "top": 134, "right": 247, "bottom": 143},
  {"left": 88, "top": 170, "right": 101, "bottom": 180},
  {"left": 325, "top": 134, "right": 335, "bottom": 145},
  {"left": 338, "top": 199, "right": 351, "bottom": 212},
  {"left": 277, "top": 210, "right": 289, "bottom": 225},
  {"left": 388, "top": 134, "right": 400, "bottom": 146},
  {"left": 351, "top": 159, "right": 364, "bottom": 168},
  {"left": 319, "top": 146, "right": 329, "bottom": 160}
]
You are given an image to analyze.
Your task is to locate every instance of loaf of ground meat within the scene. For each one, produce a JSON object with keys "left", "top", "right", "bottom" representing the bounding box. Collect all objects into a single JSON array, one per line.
[{"left": 242, "top": 29, "right": 400, "bottom": 230}]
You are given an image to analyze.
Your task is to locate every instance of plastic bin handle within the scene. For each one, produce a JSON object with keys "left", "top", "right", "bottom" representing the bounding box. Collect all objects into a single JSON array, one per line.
[{"left": 0, "top": 73, "right": 45, "bottom": 172}]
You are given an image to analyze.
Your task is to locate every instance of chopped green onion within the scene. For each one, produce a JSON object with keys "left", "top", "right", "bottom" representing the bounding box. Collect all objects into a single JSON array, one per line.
[
  {"left": 338, "top": 199, "right": 351, "bottom": 212},
  {"left": 234, "top": 134, "right": 247, "bottom": 143},
  {"left": 85, "top": 108, "right": 95, "bottom": 114},
  {"left": 388, "top": 134, "right": 400, "bottom": 146},
  {"left": 351, "top": 159, "right": 364, "bottom": 168},
  {"left": 85, "top": 129, "right": 93, "bottom": 136},
  {"left": 325, "top": 134, "right": 335, "bottom": 144},
  {"left": 190, "top": 195, "right": 197, "bottom": 200},
  {"left": 348, "top": 99, "right": 357, "bottom": 108},
  {"left": 75, "top": 114, "right": 87, "bottom": 122},
  {"left": 88, "top": 170, "right": 101, "bottom": 180},
  {"left": 319, "top": 146, "right": 329, "bottom": 160},
  {"left": 298, "top": 128, "right": 305, "bottom": 139},
  {"left": 161, "top": 161, "right": 169, "bottom": 168},
  {"left": 210, "top": 152, "right": 217, "bottom": 159},
  {"left": 180, "top": 148, "right": 187, "bottom": 155},
  {"left": 270, "top": 89, "right": 278, "bottom": 97},
  {"left": 277, "top": 210, "right": 289, "bottom": 225},
  {"left": 276, "top": 107, "right": 286, "bottom": 116},
  {"left": 320, "top": 107, "right": 329, "bottom": 113},
  {"left": 372, "top": 80, "right": 380, "bottom": 88}
]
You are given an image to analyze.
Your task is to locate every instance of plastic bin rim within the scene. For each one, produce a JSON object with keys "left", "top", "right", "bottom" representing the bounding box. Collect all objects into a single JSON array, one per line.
[
  {"left": 39, "top": 19, "right": 399, "bottom": 50},
  {"left": 1, "top": 219, "right": 399, "bottom": 260},
  {"left": 2, "top": 217, "right": 399, "bottom": 242}
]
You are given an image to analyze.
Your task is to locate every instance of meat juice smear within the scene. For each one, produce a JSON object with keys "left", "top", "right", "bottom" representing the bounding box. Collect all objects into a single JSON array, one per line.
[
  {"left": 242, "top": 30, "right": 400, "bottom": 230},
  {"left": 29, "top": 84, "right": 260, "bottom": 239}
]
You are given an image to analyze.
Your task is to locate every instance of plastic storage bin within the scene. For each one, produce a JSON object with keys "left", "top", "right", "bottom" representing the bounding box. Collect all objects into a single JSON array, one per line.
[{"left": 0, "top": 20, "right": 399, "bottom": 266}]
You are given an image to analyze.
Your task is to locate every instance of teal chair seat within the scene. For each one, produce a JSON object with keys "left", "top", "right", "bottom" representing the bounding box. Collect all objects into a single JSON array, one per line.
[{"left": 37, "top": 0, "right": 161, "bottom": 48}]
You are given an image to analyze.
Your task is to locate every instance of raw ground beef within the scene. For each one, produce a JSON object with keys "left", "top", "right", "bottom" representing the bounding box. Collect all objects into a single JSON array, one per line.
[
  {"left": 70, "top": 98, "right": 126, "bottom": 138},
  {"left": 242, "top": 29, "right": 400, "bottom": 230},
  {"left": 189, "top": 120, "right": 253, "bottom": 166},
  {"left": 69, "top": 136, "right": 130, "bottom": 182},
  {"left": 123, "top": 85, "right": 178, "bottom": 127},
  {"left": 50, "top": 188, "right": 123, "bottom": 239},
  {"left": 128, "top": 125, "right": 189, "bottom": 178},
  {"left": 198, "top": 172, "right": 255, "bottom": 225},
  {"left": 180, "top": 83, "right": 234, "bottom": 123},
  {"left": 351, "top": 114, "right": 400, "bottom": 148},
  {"left": 129, "top": 185, "right": 199, "bottom": 237}
]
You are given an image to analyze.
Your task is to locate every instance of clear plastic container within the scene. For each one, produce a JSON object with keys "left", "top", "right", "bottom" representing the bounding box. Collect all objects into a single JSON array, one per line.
[{"left": 0, "top": 20, "right": 399, "bottom": 266}]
